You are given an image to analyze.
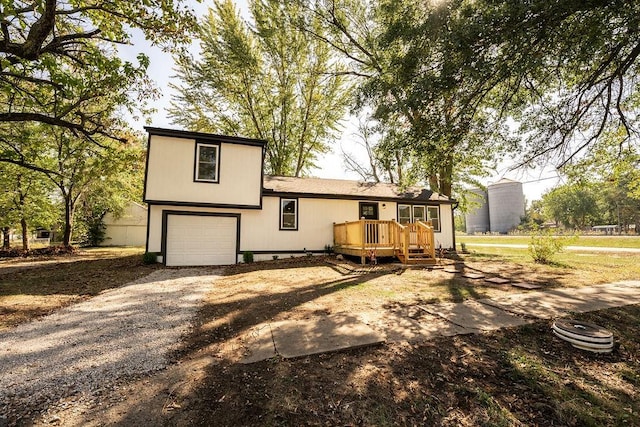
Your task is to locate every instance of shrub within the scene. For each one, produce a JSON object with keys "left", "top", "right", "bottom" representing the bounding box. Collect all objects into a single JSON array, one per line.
[
  {"left": 85, "top": 219, "right": 106, "bottom": 247},
  {"left": 142, "top": 252, "right": 158, "bottom": 264},
  {"left": 243, "top": 251, "right": 254, "bottom": 263},
  {"left": 528, "top": 229, "right": 576, "bottom": 264}
]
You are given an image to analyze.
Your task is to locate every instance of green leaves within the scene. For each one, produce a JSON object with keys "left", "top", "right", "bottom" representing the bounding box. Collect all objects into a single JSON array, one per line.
[
  {"left": 1, "top": 0, "right": 197, "bottom": 139},
  {"left": 170, "top": 0, "right": 352, "bottom": 176}
]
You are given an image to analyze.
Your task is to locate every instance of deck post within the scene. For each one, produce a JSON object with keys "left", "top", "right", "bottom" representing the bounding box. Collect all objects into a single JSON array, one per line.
[
  {"left": 403, "top": 226, "right": 409, "bottom": 262},
  {"left": 360, "top": 219, "right": 366, "bottom": 265}
]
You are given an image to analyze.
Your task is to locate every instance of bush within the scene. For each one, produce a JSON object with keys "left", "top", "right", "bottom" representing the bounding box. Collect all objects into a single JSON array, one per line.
[
  {"left": 85, "top": 217, "right": 106, "bottom": 247},
  {"left": 528, "top": 229, "right": 576, "bottom": 264},
  {"left": 243, "top": 251, "right": 254, "bottom": 263},
  {"left": 142, "top": 252, "right": 158, "bottom": 264}
]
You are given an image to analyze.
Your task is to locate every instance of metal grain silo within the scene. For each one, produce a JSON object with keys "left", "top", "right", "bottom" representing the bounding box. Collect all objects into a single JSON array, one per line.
[
  {"left": 487, "top": 178, "right": 525, "bottom": 233},
  {"left": 465, "top": 188, "right": 490, "bottom": 233}
]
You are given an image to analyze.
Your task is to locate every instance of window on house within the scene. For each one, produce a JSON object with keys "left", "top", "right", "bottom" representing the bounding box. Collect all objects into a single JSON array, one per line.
[
  {"left": 398, "top": 204, "right": 412, "bottom": 224},
  {"left": 397, "top": 204, "right": 441, "bottom": 231},
  {"left": 280, "top": 198, "right": 298, "bottom": 230},
  {"left": 413, "top": 205, "right": 426, "bottom": 222},
  {"left": 427, "top": 206, "right": 440, "bottom": 232},
  {"left": 195, "top": 142, "right": 220, "bottom": 182}
]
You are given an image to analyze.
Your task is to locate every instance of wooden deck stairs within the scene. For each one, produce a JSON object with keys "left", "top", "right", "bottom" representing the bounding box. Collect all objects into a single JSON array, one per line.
[{"left": 396, "top": 247, "right": 437, "bottom": 265}]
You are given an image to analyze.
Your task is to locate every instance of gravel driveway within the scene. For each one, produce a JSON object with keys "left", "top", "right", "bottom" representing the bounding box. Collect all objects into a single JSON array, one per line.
[{"left": 0, "top": 268, "right": 220, "bottom": 424}]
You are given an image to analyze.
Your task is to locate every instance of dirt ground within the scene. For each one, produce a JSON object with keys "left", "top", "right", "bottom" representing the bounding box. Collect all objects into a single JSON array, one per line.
[
  {"left": 0, "top": 247, "right": 158, "bottom": 330},
  {"left": 2, "top": 252, "right": 640, "bottom": 426}
]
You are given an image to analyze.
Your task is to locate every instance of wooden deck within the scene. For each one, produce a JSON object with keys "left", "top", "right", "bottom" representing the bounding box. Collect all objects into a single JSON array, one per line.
[{"left": 333, "top": 220, "right": 436, "bottom": 265}]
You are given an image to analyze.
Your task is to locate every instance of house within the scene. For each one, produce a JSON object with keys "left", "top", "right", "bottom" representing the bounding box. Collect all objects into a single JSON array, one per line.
[
  {"left": 102, "top": 201, "right": 148, "bottom": 246},
  {"left": 143, "top": 127, "right": 456, "bottom": 266}
]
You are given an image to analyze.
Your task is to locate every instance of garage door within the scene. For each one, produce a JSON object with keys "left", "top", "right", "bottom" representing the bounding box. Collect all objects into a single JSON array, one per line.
[{"left": 165, "top": 214, "right": 238, "bottom": 266}]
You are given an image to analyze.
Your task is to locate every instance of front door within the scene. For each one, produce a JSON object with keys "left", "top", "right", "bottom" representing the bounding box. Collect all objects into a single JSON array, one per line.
[
  {"left": 359, "top": 202, "right": 379, "bottom": 244},
  {"left": 359, "top": 202, "right": 379, "bottom": 220}
]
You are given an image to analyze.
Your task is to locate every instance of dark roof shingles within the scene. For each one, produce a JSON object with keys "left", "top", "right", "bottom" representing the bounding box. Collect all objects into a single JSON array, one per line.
[{"left": 263, "top": 176, "right": 449, "bottom": 202}]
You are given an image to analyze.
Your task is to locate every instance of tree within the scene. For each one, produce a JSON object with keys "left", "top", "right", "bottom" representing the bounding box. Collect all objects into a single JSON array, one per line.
[
  {"left": 422, "top": 0, "right": 640, "bottom": 168},
  {"left": 75, "top": 138, "right": 146, "bottom": 246},
  {"left": 563, "top": 130, "right": 640, "bottom": 233},
  {"left": 542, "top": 183, "right": 601, "bottom": 229},
  {"left": 0, "top": 170, "right": 20, "bottom": 249},
  {"left": 0, "top": 121, "right": 144, "bottom": 247},
  {"left": 170, "top": 0, "right": 352, "bottom": 176},
  {"left": 1, "top": 0, "right": 196, "bottom": 139},
  {"left": 303, "top": 0, "right": 640, "bottom": 196},
  {"left": 341, "top": 119, "right": 409, "bottom": 184},
  {"left": 0, "top": 162, "right": 56, "bottom": 250},
  {"left": 521, "top": 199, "right": 546, "bottom": 230},
  {"left": 300, "top": 0, "right": 511, "bottom": 196}
]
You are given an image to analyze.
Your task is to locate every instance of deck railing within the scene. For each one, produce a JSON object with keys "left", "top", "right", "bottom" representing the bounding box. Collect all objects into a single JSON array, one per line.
[
  {"left": 333, "top": 220, "right": 400, "bottom": 248},
  {"left": 333, "top": 219, "right": 433, "bottom": 263},
  {"left": 415, "top": 220, "right": 436, "bottom": 259}
]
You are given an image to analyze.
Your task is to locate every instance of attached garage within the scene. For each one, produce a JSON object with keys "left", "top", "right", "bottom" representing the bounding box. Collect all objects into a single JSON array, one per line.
[{"left": 163, "top": 212, "right": 240, "bottom": 267}]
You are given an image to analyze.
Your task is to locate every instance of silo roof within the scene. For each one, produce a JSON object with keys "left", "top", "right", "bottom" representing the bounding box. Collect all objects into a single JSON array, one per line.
[{"left": 489, "top": 178, "right": 522, "bottom": 187}]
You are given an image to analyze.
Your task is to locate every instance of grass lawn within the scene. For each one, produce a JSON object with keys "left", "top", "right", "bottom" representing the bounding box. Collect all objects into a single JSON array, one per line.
[
  {"left": 460, "top": 246, "right": 640, "bottom": 284},
  {"left": 458, "top": 233, "right": 640, "bottom": 248},
  {"left": 1, "top": 248, "right": 639, "bottom": 425}
]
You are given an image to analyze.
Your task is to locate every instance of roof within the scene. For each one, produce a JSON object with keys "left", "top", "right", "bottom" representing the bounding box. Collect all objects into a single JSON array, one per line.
[
  {"left": 490, "top": 178, "right": 522, "bottom": 187},
  {"left": 145, "top": 127, "right": 266, "bottom": 147},
  {"left": 263, "top": 175, "right": 451, "bottom": 203}
]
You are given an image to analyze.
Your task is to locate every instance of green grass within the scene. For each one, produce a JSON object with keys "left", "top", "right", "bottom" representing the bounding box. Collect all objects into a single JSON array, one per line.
[
  {"left": 461, "top": 245, "right": 640, "bottom": 284},
  {"left": 458, "top": 234, "right": 640, "bottom": 248}
]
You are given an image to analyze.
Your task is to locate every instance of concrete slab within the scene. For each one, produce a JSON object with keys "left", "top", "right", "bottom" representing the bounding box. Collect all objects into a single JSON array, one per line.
[
  {"left": 240, "top": 325, "right": 277, "bottom": 364},
  {"left": 614, "top": 280, "right": 640, "bottom": 288},
  {"left": 238, "top": 281, "right": 640, "bottom": 364},
  {"left": 481, "top": 284, "right": 640, "bottom": 319},
  {"left": 511, "top": 282, "right": 542, "bottom": 290},
  {"left": 485, "top": 277, "right": 511, "bottom": 285},
  {"left": 420, "top": 300, "right": 531, "bottom": 331},
  {"left": 358, "top": 310, "right": 470, "bottom": 342},
  {"left": 271, "top": 314, "right": 385, "bottom": 359},
  {"left": 462, "top": 272, "right": 486, "bottom": 279}
]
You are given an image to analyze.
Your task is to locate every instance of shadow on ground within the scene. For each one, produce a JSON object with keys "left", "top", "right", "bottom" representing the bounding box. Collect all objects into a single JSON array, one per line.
[{"left": 98, "top": 305, "right": 640, "bottom": 427}]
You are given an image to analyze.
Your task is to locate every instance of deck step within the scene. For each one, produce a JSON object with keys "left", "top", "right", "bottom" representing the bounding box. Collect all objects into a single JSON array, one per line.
[{"left": 396, "top": 252, "right": 437, "bottom": 265}]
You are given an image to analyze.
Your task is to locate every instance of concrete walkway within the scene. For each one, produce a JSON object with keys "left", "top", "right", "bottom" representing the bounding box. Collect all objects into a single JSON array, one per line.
[{"left": 240, "top": 280, "right": 640, "bottom": 363}]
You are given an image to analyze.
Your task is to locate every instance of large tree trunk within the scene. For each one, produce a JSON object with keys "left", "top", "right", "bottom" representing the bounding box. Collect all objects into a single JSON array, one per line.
[
  {"left": 63, "top": 196, "right": 74, "bottom": 248},
  {"left": 20, "top": 218, "right": 29, "bottom": 251},
  {"left": 2, "top": 227, "right": 10, "bottom": 250}
]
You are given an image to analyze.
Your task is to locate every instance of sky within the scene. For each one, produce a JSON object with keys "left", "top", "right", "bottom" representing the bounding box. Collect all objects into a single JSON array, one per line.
[{"left": 119, "top": 0, "right": 561, "bottom": 203}]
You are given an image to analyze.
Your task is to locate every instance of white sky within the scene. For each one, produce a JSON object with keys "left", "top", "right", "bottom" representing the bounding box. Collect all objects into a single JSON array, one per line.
[{"left": 119, "top": 0, "right": 560, "bottom": 203}]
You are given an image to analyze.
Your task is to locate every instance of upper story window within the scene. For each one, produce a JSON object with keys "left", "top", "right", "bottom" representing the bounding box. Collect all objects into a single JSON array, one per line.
[
  {"left": 280, "top": 198, "right": 298, "bottom": 230},
  {"left": 195, "top": 142, "right": 220, "bottom": 183}
]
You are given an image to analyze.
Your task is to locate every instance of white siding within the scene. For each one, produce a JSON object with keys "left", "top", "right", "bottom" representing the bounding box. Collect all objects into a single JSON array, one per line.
[
  {"left": 435, "top": 204, "right": 454, "bottom": 249},
  {"left": 102, "top": 202, "right": 147, "bottom": 246},
  {"left": 145, "top": 135, "right": 262, "bottom": 207},
  {"left": 147, "top": 198, "right": 456, "bottom": 263}
]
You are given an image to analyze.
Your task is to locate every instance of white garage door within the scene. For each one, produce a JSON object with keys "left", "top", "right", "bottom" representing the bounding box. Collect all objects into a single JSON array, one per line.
[{"left": 165, "top": 214, "right": 237, "bottom": 266}]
